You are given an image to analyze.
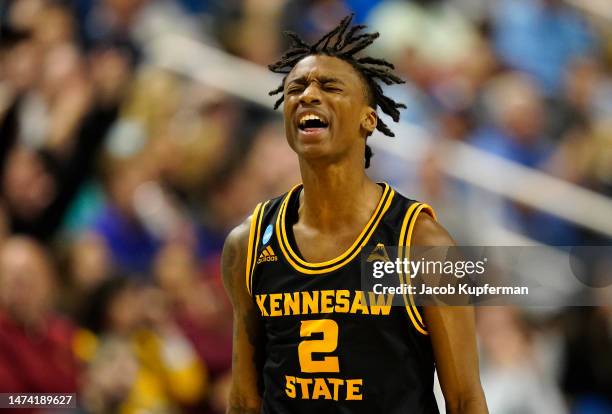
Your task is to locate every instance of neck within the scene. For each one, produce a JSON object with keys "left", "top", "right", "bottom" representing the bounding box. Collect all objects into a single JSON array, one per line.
[{"left": 297, "top": 155, "right": 381, "bottom": 231}]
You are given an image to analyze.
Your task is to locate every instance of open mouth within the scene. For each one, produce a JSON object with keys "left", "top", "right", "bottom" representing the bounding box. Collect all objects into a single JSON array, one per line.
[{"left": 298, "top": 114, "right": 329, "bottom": 132}]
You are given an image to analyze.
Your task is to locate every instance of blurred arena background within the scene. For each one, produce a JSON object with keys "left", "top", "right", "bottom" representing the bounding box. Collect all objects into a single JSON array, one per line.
[{"left": 0, "top": 0, "right": 611, "bottom": 413}]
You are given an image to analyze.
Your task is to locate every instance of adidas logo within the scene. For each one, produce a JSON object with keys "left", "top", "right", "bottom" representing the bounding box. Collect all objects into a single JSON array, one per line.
[
  {"left": 367, "top": 243, "right": 391, "bottom": 262},
  {"left": 257, "top": 246, "right": 278, "bottom": 264}
]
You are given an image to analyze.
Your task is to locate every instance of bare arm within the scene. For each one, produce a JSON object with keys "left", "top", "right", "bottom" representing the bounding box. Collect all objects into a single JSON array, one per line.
[
  {"left": 411, "top": 214, "right": 488, "bottom": 414},
  {"left": 222, "top": 218, "right": 263, "bottom": 414}
]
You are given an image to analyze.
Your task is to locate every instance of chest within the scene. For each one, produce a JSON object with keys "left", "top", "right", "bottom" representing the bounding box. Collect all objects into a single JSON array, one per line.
[{"left": 291, "top": 222, "right": 365, "bottom": 263}]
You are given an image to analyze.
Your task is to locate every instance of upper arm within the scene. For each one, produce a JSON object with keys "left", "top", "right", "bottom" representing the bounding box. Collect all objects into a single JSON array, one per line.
[
  {"left": 411, "top": 213, "right": 488, "bottom": 413},
  {"left": 222, "top": 217, "right": 263, "bottom": 412}
]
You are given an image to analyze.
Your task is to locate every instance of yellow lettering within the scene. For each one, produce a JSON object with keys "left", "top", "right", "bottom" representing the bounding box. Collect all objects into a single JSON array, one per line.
[
  {"left": 320, "top": 290, "right": 334, "bottom": 313},
  {"left": 295, "top": 377, "right": 313, "bottom": 399},
  {"left": 284, "top": 292, "right": 300, "bottom": 315},
  {"left": 368, "top": 292, "right": 394, "bottom": 315},
  {"left": 285, "top": 376, "right": 296, "bottom": 398},
  {"left": 328, "top": 378, "right": 344, "bottom": 401},
  {"left": 346, "top": 379, "right": 363, "bottom": 400},
  {"left": 257, "top": 290, "right": 397, "bottom": 318},
  {"left": 350, "top": 291, "right": 369, "bottom": 314},
  {"left": 269, "top": 293, "right": 282, "bottom": 316},
  {"left": 282, "top": 376, "right": 363, "bottom": 401},
  {"left": 311, "top": 377, "right": 332, "bottom": 400},
  {"left": 302, "top": 291, "right": 319, "bottom": 315},
  {"left": 334, "top": 290, "right": 350, "bottom": 313},
  {"left": 255, "top": 294, "right": 268, "bottom": 316}
]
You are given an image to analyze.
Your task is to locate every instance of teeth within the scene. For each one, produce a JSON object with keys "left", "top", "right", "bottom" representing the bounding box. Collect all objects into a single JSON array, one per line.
[{"left": 299, "top": 114, "right": 324, "bottom": 126}]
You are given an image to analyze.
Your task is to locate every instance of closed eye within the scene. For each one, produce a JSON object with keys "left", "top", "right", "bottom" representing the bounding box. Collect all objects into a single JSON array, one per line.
[
  {"left": 324, "top": 86, "right": 341, "bottom": 93},
  {"left": 322, "top": 83, "right": 342, "bottom": 93},
  {"left": 287, "top": 86, "right": 304, "bottom": 95}
]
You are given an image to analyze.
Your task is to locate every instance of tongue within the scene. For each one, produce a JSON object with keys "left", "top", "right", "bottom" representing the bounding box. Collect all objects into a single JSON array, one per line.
[{"left": 304, "top": 127, "right": 325, "bottom": 133}]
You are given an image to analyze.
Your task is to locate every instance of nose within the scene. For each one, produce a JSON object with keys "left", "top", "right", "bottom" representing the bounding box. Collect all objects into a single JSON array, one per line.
[{"left": 299, "top": 83, "right": 321, "bottom": 106}]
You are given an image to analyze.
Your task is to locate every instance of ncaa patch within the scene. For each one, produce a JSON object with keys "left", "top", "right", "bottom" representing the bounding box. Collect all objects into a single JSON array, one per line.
[{"left": 262, "top": 224, "right": 273, "bottom": 245}]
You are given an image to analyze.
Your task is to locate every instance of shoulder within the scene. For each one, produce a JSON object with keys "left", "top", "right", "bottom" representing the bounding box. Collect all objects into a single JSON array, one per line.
[
  {"left": 221, "top": 193, "right": 284, "bottom": 298},
  {"left": 222, "top": 194, "right": 277, "bottom": 258},
  {"left": 224, "top": 217, "right": 251, "bottom": 255},
  {"left": 391, "top": 186, "right": 453, "bottom": 247},
  {"left": 221, "top": 214, "right": 253, "bottom": 298},
  {"left": 411, "top": 211, "right": 455, "bottom": 247},
  {"left": 222, "top": 185, "right": 296, "bottom": 257}
]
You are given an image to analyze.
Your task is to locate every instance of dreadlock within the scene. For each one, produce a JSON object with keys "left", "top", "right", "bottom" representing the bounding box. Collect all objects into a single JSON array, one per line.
[{"left": 268, "top": 14, "right": 406, "bottom": 168}]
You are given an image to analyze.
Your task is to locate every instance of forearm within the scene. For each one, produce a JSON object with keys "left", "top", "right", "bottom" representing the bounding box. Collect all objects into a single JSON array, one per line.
[
  {"left": 446, "top": 390, "right": 488, "bottom": 414},
  {"left": 223, "top": 222, "right": 263, "bottom": 414},
  {"left": 227, "top": 394, "right": 261, "bottom": 414},
  {"left": 422, "top": 303, "right": 488, "bottom": 414}
]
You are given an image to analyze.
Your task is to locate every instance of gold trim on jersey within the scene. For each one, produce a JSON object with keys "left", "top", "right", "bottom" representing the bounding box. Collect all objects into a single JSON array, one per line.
[
  {"left": 398, "top": 202, "right": 437, "bottom": 335},
  {"left": 276, "top": 183, "right": 395, "bottom": 275},
  {"left": 246, "top": 200, "right": 269, "bottom": 296}
]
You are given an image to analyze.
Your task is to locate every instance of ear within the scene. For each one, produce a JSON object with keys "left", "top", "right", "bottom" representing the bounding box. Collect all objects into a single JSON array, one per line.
[{"left": 361, "top": 107, "right": 377, "bottom": 135}]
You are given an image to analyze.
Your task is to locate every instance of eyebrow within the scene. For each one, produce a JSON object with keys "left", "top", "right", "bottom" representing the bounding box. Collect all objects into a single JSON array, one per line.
[{"left": 287, "top": 75, "right": 345, "bottom": 86}]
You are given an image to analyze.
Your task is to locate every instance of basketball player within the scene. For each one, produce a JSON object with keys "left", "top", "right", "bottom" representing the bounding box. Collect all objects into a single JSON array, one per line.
[{"left": 222, "top": 15, "right": 488, "bottom": 414}]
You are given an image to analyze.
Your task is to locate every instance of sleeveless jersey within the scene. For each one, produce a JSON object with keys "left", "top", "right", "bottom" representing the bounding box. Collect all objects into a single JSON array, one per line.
[{"left": 245, "top": 183, "right": 439, "bottom": 414}]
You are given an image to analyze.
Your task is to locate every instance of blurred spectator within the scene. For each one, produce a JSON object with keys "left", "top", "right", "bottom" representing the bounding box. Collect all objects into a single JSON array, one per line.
[
  {"left": 0, "top": 6, "right": 127, "bottom": 239},
  {"left": 78, "top": 0, "right": 203, "bottom": 51},
  {"left": 470, "top": 72, "right": 580, "bottom": 243},
  {"left": 477, "top": 307, "right": 568, "bottom": 414},
  {"left": 154, "top": 241, "right": 232, "bottom": 413},
  {"left": 69, "top": 232, "right": 114, "bottom": 293},
  {"left": 0, "top": 237, "right": 78, "bottom": 396},
  {"left": 79, "top": 335, "right": 139, "bottom": 413},
  {"left": 91, "top": 157, "right": 163, "bottom": 274},
  {"left": 367, "top": 0, "right": 479, "bottom": 70},
  {"left": 154, "top": 242, "right": 231, "bottom": 375},
  {"left": 227, "top": 0, "right": 284, "bottom": 65},
  {"left": 80, "top": 276, "right": 208, "bottom": 413},
  {"left": 492, "top": 0, "right": 597, "bottom": 95},
  {"left": 547, "top": 57, "right": 612, "bottom": 200},
  {"left": 474, "top": 73, "right": 551, "bottom": 166},
  {"left": 60, "top": 232, "right": 115, "bottom": 315},
  {"left": 281, "top": 0, "right": 353, "bottom": 45}
]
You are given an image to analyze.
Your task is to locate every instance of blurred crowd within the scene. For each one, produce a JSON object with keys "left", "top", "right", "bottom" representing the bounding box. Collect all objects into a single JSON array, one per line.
[{"left": 0, "top": 0, "right": 611, "bottom": 413}]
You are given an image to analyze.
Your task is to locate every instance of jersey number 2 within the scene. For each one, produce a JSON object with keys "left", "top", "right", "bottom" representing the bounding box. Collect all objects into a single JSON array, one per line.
[{"left": 298, "top": 319, "right": 340, "bottom": 373}]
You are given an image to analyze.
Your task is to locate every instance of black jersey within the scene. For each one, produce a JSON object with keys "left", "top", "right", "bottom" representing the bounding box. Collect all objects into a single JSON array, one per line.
[{"left": 245, "top": 183, "right": 439, "bottom": 414}]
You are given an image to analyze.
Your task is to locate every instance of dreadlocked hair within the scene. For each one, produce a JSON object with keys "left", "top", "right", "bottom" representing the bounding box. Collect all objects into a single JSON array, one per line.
[{"left": 268, "top": 14, "right": 406, "bottom": 168}]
